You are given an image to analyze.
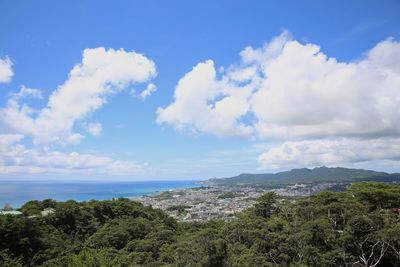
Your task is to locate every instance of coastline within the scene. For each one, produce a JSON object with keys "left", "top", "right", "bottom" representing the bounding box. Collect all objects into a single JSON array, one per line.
[{"left": 0, "top": 180, "right": 201, "bottom": 208}]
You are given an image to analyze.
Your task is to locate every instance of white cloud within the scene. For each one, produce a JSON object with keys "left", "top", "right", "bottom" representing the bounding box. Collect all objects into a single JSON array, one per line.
[
  {"left": 158, "top": 32, "right": 400, "bottom": 140},
  {"left": 10, "top": 86, "right": 43, "bottom": 100},
  {"left": 0, "top": 134, "right": 145, "bottom": 175},
  {"left": 258, "top": 137, "right": 400, "bottom": 171},
  {"left": 157, "top": 60, "right": 254, "bottom": 137},
  {"left": 0, "top": 47, "right": 157, "bottom": 145},
  {"left": 0, "top": 56, "right": 13, "bottom": 83},
  {"left": 139, "top": 83, "right": 157, "bottom": 100},
  {"left": 66, "top": 133, "right": 85, "bottom": 145},
  {"left": 0, "top": 91, "right": 36, "bottom": 137},
  {"left": 0, "top": 48, "right": 156, "bottom": 177},
  {"left": 158, "top": 32, "right": 400, "bottom": 170},
  {"left": 240, "top": 30, "right": 292, "bottom": 64},
  {"left": 251, "top": 36, "right": 400, "bottom": 139},
  {"left": 83, "top": 122, "right": 102, "bottom": 136}
]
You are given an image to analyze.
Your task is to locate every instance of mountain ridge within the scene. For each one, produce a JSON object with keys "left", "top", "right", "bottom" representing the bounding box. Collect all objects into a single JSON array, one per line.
[{"left": 209, "top": 166, "right": 400, "bottom": 186}]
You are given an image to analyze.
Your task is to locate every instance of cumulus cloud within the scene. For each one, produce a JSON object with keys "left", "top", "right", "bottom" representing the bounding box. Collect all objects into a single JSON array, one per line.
[
  {"left": 252, "top": 37, "right": 400, "bottom": 139},
  {"left": 66, "top": 133, "right": 85, "bottom": 145},
  {"left": 139, "top": 83, "right": 157, "bottom": 100},
  {"left": 158, "top": 32, "right": 400, "bottom": 170},
  {"left": 10, "top": 86, "right": 43, "bottom": 100},
  {"left": 0, "top": 134, "right": 145, "bottom": 175},
  {"left": 258, "top": 138, "right": 400, "bottom": 171},
  {"left": 240, "top": 30, "right": 292, "bottom": 64},
  {"left": 83, "top": 122, "right": 102, "bottom": 136},
  {"left": 0, "top": 48, "right": 156, "bottom": 176},
  {"left": 0, "top": 47, "right": 156, "bottom": 145},
  {"left": 0, "top": 56, "right": 13, "bottom": 83},
  {"left": 157, "top": 60, "right": 255, "bottom": 137},
  {"left": 158, "top": 32, "right": 400, "bottom": 139}
]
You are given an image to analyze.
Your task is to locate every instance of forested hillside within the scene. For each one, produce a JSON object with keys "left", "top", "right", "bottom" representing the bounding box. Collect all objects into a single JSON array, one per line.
[
  {"left": 210, "top": 166, "right": 400, "bottom": 186},
  {"left": 1, "top": 182, "right": 400, "bottom": 266}
]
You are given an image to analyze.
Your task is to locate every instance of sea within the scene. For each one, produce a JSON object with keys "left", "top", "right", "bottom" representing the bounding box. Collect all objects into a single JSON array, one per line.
[{"left": 0, "top": 180, "right": 201, "bottom": 208}]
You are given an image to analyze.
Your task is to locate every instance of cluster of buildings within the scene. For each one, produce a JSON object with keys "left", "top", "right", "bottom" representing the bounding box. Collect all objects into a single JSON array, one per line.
[
  {"left": 0, "top": 210, "right": 23, "bottom": 216},
  {"left": 137, "top": 186, "right": 263, "bottom": 222},
  {"left": 272, "top": 182, "right": 342, "bottom": 196},
  {"left": 0, "top": 205, "right": 55, "bottom": 217},
  {"left": 136, "top": 182, "right": 346, "bottom": 222},
  {"left": 0, "top": 204, "right": 22, "bottom": 216}
]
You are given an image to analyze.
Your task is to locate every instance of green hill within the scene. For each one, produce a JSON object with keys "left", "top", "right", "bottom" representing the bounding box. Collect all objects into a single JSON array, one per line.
[{"left": 210, "top": 166, "right": 400, "bottom": 186}]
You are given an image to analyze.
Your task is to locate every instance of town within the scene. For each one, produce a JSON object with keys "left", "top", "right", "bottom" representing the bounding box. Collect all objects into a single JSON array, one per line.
[{"left": 136, "top": 182, "right": 347, "bottom": 222}]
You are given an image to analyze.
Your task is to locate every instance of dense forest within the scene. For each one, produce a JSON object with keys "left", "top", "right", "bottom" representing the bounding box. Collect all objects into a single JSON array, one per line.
[{"left": 1, "top": 182, "right": 400, "bottom": 266}]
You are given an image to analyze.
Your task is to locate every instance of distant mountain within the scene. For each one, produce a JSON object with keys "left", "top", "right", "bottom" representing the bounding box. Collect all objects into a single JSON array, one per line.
[{"left": 209, "top": 166, "right": 400, "bottom": 186}]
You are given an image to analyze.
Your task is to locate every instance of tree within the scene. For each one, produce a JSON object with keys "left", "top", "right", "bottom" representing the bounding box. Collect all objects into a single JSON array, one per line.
[
  {"left": 349, "top": 182, "right": 400, "bottom": 210},
  {"left": 20, "top": 201, "right": 41, "bottom": 216},
  {"left": 254, "top": 192, "right": 277, "bottom": 218},
  {"left": 1, "top": 183, "right": 400, "bottom": 266}
]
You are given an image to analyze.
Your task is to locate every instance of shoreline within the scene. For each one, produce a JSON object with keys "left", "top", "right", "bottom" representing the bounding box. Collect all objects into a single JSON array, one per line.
[{"left": 0, "top": 180, "right": 202, "bottom": 209}]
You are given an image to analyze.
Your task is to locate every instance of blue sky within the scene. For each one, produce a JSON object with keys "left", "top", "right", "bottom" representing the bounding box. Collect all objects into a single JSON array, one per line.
[{"left": 0, "top": 0, "right": 400, "bottom": 180}]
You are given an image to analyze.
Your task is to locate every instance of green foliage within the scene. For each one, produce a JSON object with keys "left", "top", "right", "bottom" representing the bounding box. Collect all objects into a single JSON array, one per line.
[
  {"left": 0, "top": 250, "right": 24, "bottom": 267},
  {"left": 19, "top": 199, "right": 58, "bottom": 217},
  {"left": 349, "top": 182, "right": 400, "bottom": 209},
  {"left": 1, "top": 183, "right": 400, "bottom": 266},
  {"left": 254, "top": 192, "right": 277, "bottom": 218},
  {"left": 19, "top": 201, "right": 42, "bottom": 216},
  {"left": 212, "top": 166, "right": 400, "bottom": 186}
]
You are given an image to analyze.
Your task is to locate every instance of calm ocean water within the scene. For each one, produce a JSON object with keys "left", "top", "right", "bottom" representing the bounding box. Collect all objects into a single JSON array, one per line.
[{"left": 0, "top": 180, "right": 201, "bottom": 208}]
